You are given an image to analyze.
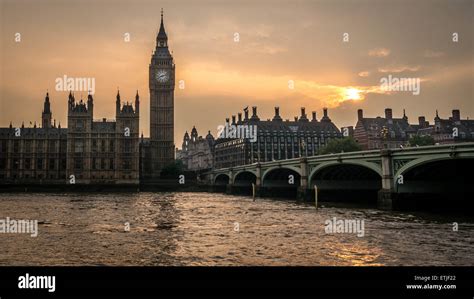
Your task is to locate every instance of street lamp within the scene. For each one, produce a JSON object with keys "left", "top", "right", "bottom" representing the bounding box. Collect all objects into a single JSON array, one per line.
[{"left": 380, "top": 126, "right": 388, "bottom": 149}]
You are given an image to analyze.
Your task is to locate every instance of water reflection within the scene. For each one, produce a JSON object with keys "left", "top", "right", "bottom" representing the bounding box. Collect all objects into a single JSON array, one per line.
[{"left": 0, "top": 192, "right": 472, "bottom": 266}]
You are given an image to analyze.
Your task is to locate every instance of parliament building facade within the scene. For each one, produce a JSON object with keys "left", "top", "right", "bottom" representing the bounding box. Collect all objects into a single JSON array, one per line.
[{"left": 0, "top": 13, "right": 174, "bottom": 185}]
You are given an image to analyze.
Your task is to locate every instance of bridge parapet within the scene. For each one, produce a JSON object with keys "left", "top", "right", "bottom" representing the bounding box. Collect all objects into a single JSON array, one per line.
[{"left": 207, "top": 143, "right": 474, "bottom": 210}]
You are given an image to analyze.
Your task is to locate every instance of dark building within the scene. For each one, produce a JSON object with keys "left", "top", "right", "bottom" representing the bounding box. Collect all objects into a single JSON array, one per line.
[
  {"left": 417, "top": 109, "right": 474, "bottom": 144},
  {"left": 0, "top": 91, "right": 140, "bottom": 184},
  {"left": 354, "top": 108, "right": 418, "bottom": 149},
  {"left": 142, "top": 10, "right": 176, "bottom": 179},
  {"left": 0, "top": 93, "right": 67, "bottom": 182},
  {"left": 214, "top": 106, "right": 341, "bottom": 169},
  {"left": 354, "top": 108, "right": 474, "bottom": 150}
]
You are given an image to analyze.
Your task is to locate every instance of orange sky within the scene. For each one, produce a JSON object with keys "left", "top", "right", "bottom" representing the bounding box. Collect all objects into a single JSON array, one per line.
[{"left": 1, "top": 0, "right": 473, "bottom": 147}]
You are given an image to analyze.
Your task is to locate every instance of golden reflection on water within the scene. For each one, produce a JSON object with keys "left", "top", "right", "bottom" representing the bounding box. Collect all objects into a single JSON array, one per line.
[
  {"left": 328, "top": 242, "right": 385, "bottom": 266},
  {"left": 0, "top": 192, "right": 472, "bottom": 266}
]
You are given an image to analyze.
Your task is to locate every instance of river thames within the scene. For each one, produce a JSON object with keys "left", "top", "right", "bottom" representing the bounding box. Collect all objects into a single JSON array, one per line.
[{"left": 0, "top": 192, "right": 472, "bottom": 266}]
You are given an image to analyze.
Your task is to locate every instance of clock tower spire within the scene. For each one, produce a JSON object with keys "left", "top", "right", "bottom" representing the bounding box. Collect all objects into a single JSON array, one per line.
[{"left": 149, "top": 8, "right": 175, "bottom": 177}]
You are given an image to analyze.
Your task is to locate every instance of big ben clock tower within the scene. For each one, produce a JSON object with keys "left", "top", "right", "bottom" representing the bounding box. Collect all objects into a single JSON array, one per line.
[{"left": 149, "top": 9, "right": 175, "bottom": 177}]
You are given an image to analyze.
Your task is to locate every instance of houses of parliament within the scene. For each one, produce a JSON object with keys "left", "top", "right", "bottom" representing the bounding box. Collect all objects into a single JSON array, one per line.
[{"left": 0, "top": 12, "right": 175, "bottom": 185}]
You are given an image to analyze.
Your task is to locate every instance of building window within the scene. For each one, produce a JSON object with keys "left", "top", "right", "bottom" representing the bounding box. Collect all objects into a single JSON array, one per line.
[
  {"left": 74, "top": 159, "right": 83, "bottom": 170},
  {"left": 37, "top": 158, "right": 43, "bottom": 170},
  {"left": 48, "top": 140, "right": 56, "bottom": 152},
  {"left": 25, "top": 140, "right": 32, "bottom": 153},
  {"left": 0, "top": 140, "right": 7, "bottom": 152},
  {"left": 76, "top": 120, "right": 84, "bottom": 129},
  {"left": 74, "top": 140, "right": 84, "bottom": 153},
  {"left": 123, "top": 140, "right": 131, "bottom": 153},
  {"left": 49, "top": 159, "right": 55, "bottom": 170}
]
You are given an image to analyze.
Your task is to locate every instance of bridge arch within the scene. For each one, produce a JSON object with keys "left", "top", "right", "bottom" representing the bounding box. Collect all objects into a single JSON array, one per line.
[
  {"left": 308, "top": 160, "right": 382, "bottom": 184},
  {"left": 309, "top": 161, "right": 382, "bottom": 204},
  {"left": 233, "top": 170, "right": 257, "bottom": 184},
  {"left": 233, "top": 170, "right": 257, "bottom": 185},
  {"left": 261, "top": 166, "right": 301, "bottom": 198},
  {"left": 214, "top": 173, "right": 230, "bottom": 185},
  {"left": 261, "top": 166, "right": 301, "bottom": 182},
  {"left": 394, "top": 156, "right": 474, "bottom": 193}
]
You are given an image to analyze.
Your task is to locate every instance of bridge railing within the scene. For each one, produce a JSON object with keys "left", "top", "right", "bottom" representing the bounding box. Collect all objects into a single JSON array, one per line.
[{"left": 210, "top": 142, "right": 474, "bottom": 173}]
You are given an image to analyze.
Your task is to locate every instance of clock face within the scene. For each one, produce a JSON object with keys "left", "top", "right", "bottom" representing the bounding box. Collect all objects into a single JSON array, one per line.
[{"left": 155, "top": 69, "right": 170, "bottom": 83}]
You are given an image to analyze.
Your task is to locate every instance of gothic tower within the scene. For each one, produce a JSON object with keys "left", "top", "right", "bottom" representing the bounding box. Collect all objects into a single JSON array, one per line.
[
  {"left": 149, "top": 9, "right": 175, "bottom": 176},
  {"left": 42, "top": 92, "right": 52, "bottom": 129}
]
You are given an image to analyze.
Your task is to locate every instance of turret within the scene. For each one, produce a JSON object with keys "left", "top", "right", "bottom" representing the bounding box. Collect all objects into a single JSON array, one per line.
[
  {"left": 156, "top": 9, "right": 168, "bottom": 48},
  {"left": 87, "top": 92, "right": 94, "bottom": 117},
  {"left": 182, "top": 131, "right": 190, "bottom": 151},
  {"left": 42, "top": 91, "right": 52, "bottom": 128},
  {"left": 135, "top": 90, "right": 140, "bottom": 114},
  {"left": 116, "top": 89, "right": 121, "bottom": 115},
  {"left": 191, "top": 126, "right": 198, "bottom": 142}
]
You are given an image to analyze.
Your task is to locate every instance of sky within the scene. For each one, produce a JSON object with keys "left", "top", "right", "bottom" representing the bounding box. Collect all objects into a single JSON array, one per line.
[{"left": 0, "top": 0, "right": 473, "bottom": 147}]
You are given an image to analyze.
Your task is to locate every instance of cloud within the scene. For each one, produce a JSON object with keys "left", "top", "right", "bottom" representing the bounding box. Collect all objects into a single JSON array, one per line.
[
  {"left": 368, "top": 48, "right": 390, "bottom": 57},
  {"left": 378, "top": 65, "right": 421, "bottom": 73},
  {"left": 180, "top": 62, "right": 390, "bottom": 109},
  {"left": 423, "top": 50, "right": 445, "bottom": 58},
  {"left": 358, "top": 71, "right": 370, "bottom": 77}
]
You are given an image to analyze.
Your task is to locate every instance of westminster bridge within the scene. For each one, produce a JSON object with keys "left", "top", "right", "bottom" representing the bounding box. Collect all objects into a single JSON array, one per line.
[{"left": 204, "top": 143, "right": 474, "bottom": 210}]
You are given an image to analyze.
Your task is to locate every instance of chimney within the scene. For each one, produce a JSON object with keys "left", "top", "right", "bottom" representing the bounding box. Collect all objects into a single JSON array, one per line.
[
  {"left": 244, "top": 108, "right": 249, "bottom": 120},
  {"left": 311, "top": 111, "right": 317, "bottom": 122},
  {"left": 238, "top": 113, "right": 242, "bottom": 123},
  {"left": 385, "top": 108, "right": 393, "bottom": 119},
  {"left": 452, "top": 109, "right": 460, "bottom": 121},
  {"left": 250, "top": 106, "right": 260, "bottom": 121},
  {"left": 231, "top": 115, "right": 236, "bottom": 124},
  {"left": 272, "top": 107, "right": 282, "bottom": 121},
  {"left": 418, "top": 116, "right": 426, "bottom": 127},
  {"left": 294, "top": 116, "right": 298, "bottom": 122},
  {"left": 357, "top": 109, "right": 363, "bottom": 120},
  {"left": 225, "top": 117, "right": 229, "bottom": 124},
  {"left": 321, "top": 108, "right": 331, "bottom": 122},
  {"left": 299, "top": 107, "right": 308, "bottom": 122}
]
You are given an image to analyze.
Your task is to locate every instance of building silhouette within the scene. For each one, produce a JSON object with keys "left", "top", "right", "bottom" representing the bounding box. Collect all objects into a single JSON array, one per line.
[
  {"left": 176, "top": 127, "right": 215, "bottom": 171},
  {"left": 213, "top": 106, "right": 342, "bottom": 169},
  {"left": 354, "top": 108, "right": 474, "bottom": 150},
  {"left": 0, "top": 91, "right": 139, "bottom": 184},
  {"left": 141, "top": 9, "right": 176, "bottom": 180},
  {"left": 418, "top": 109, "right": 474, "bottom": 144}
]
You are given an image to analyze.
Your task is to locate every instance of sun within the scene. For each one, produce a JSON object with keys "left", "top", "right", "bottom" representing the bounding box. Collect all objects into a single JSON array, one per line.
[{"left": 345, "top": 88, "right": 362, "bottom": 100}]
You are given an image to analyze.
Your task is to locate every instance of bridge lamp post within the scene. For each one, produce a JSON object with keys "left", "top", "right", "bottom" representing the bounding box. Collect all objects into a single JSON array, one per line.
[
  {"left": 381, "top": 126, "right": 389, "bottom": 149},
  {"left": 300, "top": 139, "right": 307, "bottom": 157}
]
